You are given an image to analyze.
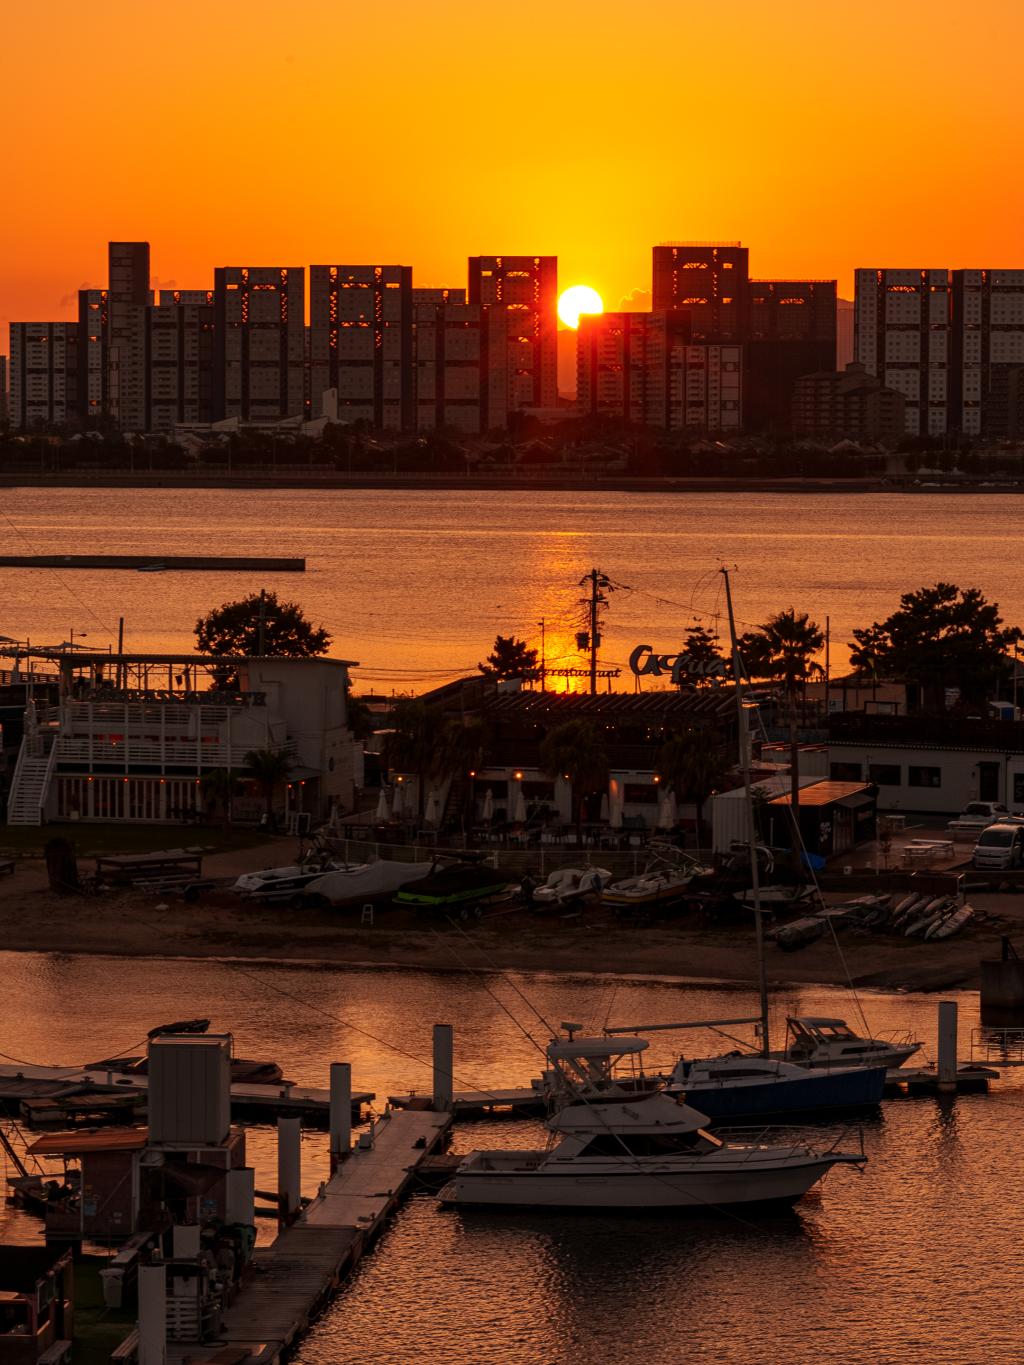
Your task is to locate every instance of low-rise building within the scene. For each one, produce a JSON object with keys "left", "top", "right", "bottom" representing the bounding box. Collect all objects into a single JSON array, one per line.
[
  {"left": 3, "top": 650, "right": 362, "bottom": 826},
  {"left": 791, "top": 362, "right": 906, "bottom": 444}
]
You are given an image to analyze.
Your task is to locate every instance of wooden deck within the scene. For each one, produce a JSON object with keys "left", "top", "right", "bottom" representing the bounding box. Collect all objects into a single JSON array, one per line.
[{"left": 168, "top": 1107, "right": 451, "bottom": 1365}]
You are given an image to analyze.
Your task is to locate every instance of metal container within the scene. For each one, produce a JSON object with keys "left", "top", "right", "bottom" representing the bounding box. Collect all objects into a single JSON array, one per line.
[{"left": 148, "top": 1034, "right": 232, "bottom": 1146}]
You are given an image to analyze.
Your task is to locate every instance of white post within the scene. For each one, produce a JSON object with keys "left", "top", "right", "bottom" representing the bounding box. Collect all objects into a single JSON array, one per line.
[
  {"left": 277, "top": 1116, "right": 302, "bottom": 1226},
  {"left": 330, "top": 1062, "right": 352, "bottom": 1172},
  {"left": 137, "top": 1264, "right": 167, "bottom": 1365},
  {"left": 937, "top": 1000, "right": 958, "bottom": 1092},
  {"left": 433, "top": 1023, "right": 454, "bottom": 1112}
]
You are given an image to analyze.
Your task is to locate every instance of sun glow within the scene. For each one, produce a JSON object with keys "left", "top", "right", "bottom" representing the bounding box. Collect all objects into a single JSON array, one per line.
[{"left": 558, "top": 284, "right": 604, "bottom": 330}]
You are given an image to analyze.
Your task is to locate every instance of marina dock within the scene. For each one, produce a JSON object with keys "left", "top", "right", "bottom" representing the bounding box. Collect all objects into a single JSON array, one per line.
[
  {"left": 389, "top": 1085, "right": 545, "bottom": 1114},
  {"left": 0, "top": 1061, "right": 373, "bottom": 1126},
  {"left": 166, "top": 1107, "right": 451, "bottom": 1365},
  {"left": 0, "top": 554, "right": 305, "bottom": 571}
]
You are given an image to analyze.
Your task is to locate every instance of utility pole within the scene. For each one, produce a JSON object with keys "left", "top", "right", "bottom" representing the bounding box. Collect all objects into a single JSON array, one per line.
[
  {"left": 117, "top": 617, "right": 124, "bottom": 690},
  {"left": 258, "top": 588, "right": 267, "bottom": 656},
  {"left": 538, "top": 618, "right": 547, "bottom": 693},
  {"left": 579, "top": 568, "right": 611, "bottom": 697}
]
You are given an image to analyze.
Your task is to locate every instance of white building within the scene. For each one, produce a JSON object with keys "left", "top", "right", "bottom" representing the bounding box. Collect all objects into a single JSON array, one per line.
[
  {"left": 4, "top": 651, "right": 362, "bottom": 826},
  {"left": 854, "top": 268, "right": 950, "bottom": 437}
]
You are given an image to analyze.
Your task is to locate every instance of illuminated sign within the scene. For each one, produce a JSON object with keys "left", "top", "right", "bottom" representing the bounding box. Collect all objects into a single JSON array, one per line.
[{"left": 628, "top": 644, "right": 731, "bottom": 687}]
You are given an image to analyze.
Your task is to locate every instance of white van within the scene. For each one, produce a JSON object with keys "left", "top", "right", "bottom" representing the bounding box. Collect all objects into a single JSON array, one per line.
[{"left": 973, "top": 823, "right": 1024, "bottom": 870}]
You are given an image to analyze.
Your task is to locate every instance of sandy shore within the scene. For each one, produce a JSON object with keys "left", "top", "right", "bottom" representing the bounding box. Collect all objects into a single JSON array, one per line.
[{"left": 0, "top": 848, "right": 1018, "bottom": 991}]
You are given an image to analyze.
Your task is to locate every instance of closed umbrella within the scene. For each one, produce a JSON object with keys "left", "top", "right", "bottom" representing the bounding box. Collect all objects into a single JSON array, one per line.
[
  {"left": 512, "top": 785, "right": 527, "bottom": 823},
  {"left": 610, "top": 789, "right": 624, "bottom": 829},
  {"left": 375, "top": 789, "right": 391, "bottom": 822},
  {"left": 482, "top": 788, "right": 494, "bottom": 823},
  {"left": 392, "top": 783, "right": 405, "bottom": 818},
  {"left": 658, "top": 789, "right": 675, "bottom": 829},
  {"left": 424, "top": 789, "right": 440, "bottom": 826},
  {"left": 599, "top": 793, "right": 610, "bottom": 823}
]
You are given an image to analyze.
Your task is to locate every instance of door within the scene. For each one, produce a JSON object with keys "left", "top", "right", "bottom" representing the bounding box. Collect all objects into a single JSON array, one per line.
[{"left": 978, "top": 761, "right": 1000, "bottom": 803}]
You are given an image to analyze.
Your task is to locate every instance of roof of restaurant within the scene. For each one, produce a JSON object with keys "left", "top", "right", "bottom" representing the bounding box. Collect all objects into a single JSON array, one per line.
[
  {"left": 483, "top": 690, "right": 735, "bottom": 721},
  {"left": 769, "top": 780, "right": 872, "bottom": 807}
]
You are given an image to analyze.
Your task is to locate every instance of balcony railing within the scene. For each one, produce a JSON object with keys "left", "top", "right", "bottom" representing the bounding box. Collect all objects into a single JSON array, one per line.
[{"left": 55, "top": 735, "right": 296, "bottom": 770}]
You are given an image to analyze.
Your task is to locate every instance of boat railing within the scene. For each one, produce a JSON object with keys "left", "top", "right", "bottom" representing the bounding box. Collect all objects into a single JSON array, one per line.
[{"left": 971, "top": 1027, "right": 1024, "bottom": 1064}]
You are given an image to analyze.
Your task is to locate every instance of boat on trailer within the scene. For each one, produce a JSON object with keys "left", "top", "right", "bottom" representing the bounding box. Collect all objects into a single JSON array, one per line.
[{"left": 441, "top": 1035, "right": 865, "bottom": 1212}]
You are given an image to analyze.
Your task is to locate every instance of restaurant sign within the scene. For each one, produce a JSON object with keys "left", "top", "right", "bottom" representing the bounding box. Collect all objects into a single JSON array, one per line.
[{"left": 628, "top": 644, "right": 732, "bottom": 688}]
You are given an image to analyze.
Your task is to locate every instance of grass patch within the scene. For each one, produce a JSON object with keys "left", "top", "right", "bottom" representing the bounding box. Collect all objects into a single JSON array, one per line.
[
  {"left": 70, "top": 1256, "right": 137, "bottom": 1363},
  {"left": 0, "top": 822, "right": 276, "bottom": 859}
]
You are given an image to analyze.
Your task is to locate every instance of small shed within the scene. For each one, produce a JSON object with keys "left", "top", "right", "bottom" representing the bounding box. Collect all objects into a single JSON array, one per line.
[{"left": 766, "top": 779, "right": 877, "bottom": 858}]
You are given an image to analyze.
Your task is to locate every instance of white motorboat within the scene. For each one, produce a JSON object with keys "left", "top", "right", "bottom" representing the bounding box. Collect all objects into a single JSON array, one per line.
[
  {"left": 776, "top": 1016, "right": 921, "bottom": 1071},
  {"left": 665, "top": 1052, "right": 886, "bottom": 1120},
  {"left": 232, "top": 860, "right": 356, "bottom": 902},
  {"left": 532, "top": 866, "right": 610, "bottom": 908},
  {"left": 441, "top": 1036, "right": 865, "bottom": 1211},
  {"left": 602, "top": 852, "right": 710, "bottom": 912},
  {"left": 303, "top": 858, "right": 432, "bottom": 907}
]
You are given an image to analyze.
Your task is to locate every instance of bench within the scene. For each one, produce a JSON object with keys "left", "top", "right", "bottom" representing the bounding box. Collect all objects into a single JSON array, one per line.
[
  {"left": 110, "top": 1327, "right": 139, "bottom": 1361},
  {"left": 38, "top": 1344, "right": 73, "bottom": 1365}
]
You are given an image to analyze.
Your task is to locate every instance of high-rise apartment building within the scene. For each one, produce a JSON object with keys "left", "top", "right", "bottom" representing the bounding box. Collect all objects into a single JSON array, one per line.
[
  {"left": 77, "top": 288, "right": 109, "bottom": 425},
  {"left": 309, "top": 265, "right": 414, "bottom": 427},
  {"left": 468, "top": 256, "right": 557, "bottom": 411},
  {"left": 107, "top": 241, "right": 151, "bottom": 432},
  {"left": 159, "top": 290, "right": 213, "bottom": 306},
  {"left": 412, "top": 287, "right": 466, "bottom": 307},
  {"left": 213, "top": 267, "right": 305, "bottom": 421},
  {"left": 652, "top": 243, "right": 749, "bottom": 340},
  {"left": 8, "top": 323, "right": 80, "bottom": 429},
  {"left": 0, "top": 354, "right": 7, "bottom": 427},
  {"left": 146, "top": 299, "right": 215, "bottom": 431},
  {"left": 679, "top": 344, "right": 743, "bottom": 432},
  {"left": 577, "top": 312, "right": 685, "bottom": 427},
  {"left": 414, "top": 302, "right": 507, "bottom": 434},
  {"left": 854, "top": 268, "right": 950, "bottom": 436},
  {"left": 950, "top": 270, "right": 1024, "bottom": 436},
  {"left": 746, "top": 278, "right": 837, "bottom": 431}
]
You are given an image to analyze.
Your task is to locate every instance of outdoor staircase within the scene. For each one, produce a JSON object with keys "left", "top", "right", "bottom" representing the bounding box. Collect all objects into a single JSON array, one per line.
[{"left": 7, "top": 741, "right": 55, "bottom": 826}]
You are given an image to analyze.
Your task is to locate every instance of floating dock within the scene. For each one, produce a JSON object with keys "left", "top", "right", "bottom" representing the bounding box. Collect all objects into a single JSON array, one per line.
[
  {"left": 0, "top": 1062, "right": 372, "bottom": 1126},
  {"left": 389, "top": 1085, "right": 545, "bottom": 1115},
  {"left": 0, "top": 554, "right": 305, "bottom": 571},
  {"left": 165, "top": 1107, "right": 451, "bottom": 1365}
]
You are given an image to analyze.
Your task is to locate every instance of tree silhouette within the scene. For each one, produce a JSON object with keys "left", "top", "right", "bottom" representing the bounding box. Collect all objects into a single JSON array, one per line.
[
  {"left": 478, "top": 634, "right": 539, "bottom": 681},
  {"left": 195, "top": 592, "right": 330, "bottom": 687},
  {"left": 243, "top": 748, "right": 293, "bottom": 829},
  {"left": 676, "top": 623, "right": 725, "bottom": 688},
  {"left": 539, "top": 719, "right": 609, "bottom": 841},
  {"left": 657, "top": 729, "right": 732, "bottom": 844}
]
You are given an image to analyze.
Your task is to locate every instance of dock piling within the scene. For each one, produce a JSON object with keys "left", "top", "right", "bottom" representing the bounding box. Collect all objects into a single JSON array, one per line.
[
  {"left": 137, "top": 1263, "right": 167, "bottom": 1365},
  {"left": 937, "top": 1000, "right": 958, "bottom": 1093},
  {"left": 330, "top": 1062, "right": 352, "bottom": 1173},
  {"left": 277, "top": 1116, "right": 302, "bottom": 1226},
  {"left": 433, "top": 1024, "right": 454, "bottom": 1112}
]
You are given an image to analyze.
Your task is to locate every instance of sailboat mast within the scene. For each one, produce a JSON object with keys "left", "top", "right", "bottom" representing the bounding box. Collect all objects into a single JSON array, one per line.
[{"left": 720, "top": 567, "right": 770, "bottom": 1058}]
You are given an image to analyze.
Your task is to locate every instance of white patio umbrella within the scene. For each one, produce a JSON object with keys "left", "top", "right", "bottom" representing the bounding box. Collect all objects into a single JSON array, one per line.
[
  {"left": 599, "top": 793, "right": 610, "bottom": 823},
  {"left": 482, "top": 788, "right": 494, "bottom": 823},
  {"left": 375, "top": 788, "right": 391, "bottom": 822},
  {"left": 609, "top": 789, "right": 624, "bottom": 829},
  {"left": 658, "top": 788, "right": 676, "bottom": 829},
  {"left": 424, "top": 789, "right": 441, "bottom": 826},
  {"left": 391, "top": 783, "right": 405, "bottom": 818},
  {"left": 511, "top": 784, "right": 527, "bottom": 823}
]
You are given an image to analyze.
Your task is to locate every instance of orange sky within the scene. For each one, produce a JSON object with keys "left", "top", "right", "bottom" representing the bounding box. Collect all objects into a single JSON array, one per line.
[{"left": 3, "top": 0, "right": 1023, "bottom": 346}]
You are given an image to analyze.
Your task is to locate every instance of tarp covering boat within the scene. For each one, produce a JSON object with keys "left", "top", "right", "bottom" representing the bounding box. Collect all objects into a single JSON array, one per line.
[{"left": 305, "top": 859, "right": 431, "bottom": 906}]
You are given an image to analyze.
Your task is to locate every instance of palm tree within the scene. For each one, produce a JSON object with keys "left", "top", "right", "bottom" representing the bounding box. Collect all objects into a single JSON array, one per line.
[
  {"left": 738, "top": 608, "right": 825, "bottom": 828},
  {"left": 657, "top": 729, "right": 731, "bottom": 847},
  {"left": 539, "top": 720, "right": 609, "bottom": 843},
  {"left": 383, "top": 699, "right": 446, "bottom": 821},
  {"left": 243, "top": 748, "right": 293, "bottom": 830},
  {"left": 199, "top": 767, "right": 243, "bottom": 830}
]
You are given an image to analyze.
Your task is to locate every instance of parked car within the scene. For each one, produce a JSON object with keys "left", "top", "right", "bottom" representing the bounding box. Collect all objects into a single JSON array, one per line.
[
  {"left": 948, "top": 801, "right": 1023, "bottom": 833},
  {"left": 973, "top": 823, "right": 1024, "bottom": 870}
]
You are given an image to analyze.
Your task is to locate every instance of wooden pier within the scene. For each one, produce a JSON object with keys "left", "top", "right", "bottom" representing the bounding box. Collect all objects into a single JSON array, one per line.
[
  {"left": 165, "top": 1107, "right": 451, "bottom": 1365},
  {"left": 0, "top": 1062, "right": 373, "bottom": 1127},
  {"left": 389, "top": 1085, "right": 545, "bottom": 1115}
]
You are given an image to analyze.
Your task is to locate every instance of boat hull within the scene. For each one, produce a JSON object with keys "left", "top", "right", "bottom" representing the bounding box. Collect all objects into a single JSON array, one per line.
[
  {"left": 442, "top": 1157, "right": 849, "bottom": 1210},
  {"left": 678, "top": 1065, "right": 886, "bottom": 1120}
]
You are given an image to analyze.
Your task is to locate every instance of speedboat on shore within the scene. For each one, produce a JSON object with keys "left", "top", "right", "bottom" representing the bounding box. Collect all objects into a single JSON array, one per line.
[
  {"left": 532, "top": 866, "right": 610, "bottom": 909},
  {"left": 303, "top": 858, "right": 431, "bottom": 908},
  {"left": 602, "top": 851, "right": 710, "bottom": 914},
  {"left": 774, "top": 1017, "right": 921, "bottom": 1071},
  {"left": 666, "top": 1052, "right": 886, "bottom": 1120},
  {"left": 440, "top": 1035, "right": 865, "bottom": 1212},
  {"left": 232, "top": 859, "right": 358, "bottom": 904}
]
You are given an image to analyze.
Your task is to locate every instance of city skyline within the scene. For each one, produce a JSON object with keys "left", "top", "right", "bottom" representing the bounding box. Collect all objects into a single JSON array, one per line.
[{"left": 3, "top": 0, "right": 1023, "bottom": 346}]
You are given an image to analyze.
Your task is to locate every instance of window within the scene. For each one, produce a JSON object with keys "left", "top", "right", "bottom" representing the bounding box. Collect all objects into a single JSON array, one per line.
[
  {"left": 908, "top": 766, "right": 941, "bottom": 789},
  {"left": 831, "top": 762, "right": 863, "bottom": 781},
  {"left": 869, "top": 764, "right": 901, "bottom": 786}
]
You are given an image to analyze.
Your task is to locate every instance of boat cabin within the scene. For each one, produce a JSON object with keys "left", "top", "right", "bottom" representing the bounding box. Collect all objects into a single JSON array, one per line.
[{"left": 786, "top": 1017, "right": 876, "bottom": 1061}]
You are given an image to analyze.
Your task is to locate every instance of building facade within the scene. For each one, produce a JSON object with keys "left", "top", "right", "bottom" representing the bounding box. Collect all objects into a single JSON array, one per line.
[
  {"left": 107, "top": 241, "right": 151, "bottom": 433},
  {"left": 145, "top": 298, "right": 215, "bottom": 432},
  {"left": 745, "top": 279, "right": 837, "bottom": 432},
  {"left": 309, "top": 265, "right": 414, "bottom": 427},
  {"left": 468, "top": 256, "right": 558, "bottom": 412},
  {"left": 414, "top": 301, "right": 508, "bottom": 434},
  {"left": 576, "top": 311, "right": 682, "bottom": 427},
  {"left": 652, "top": 243, "right": 749, "bottom": 339},
  {"left": 8, "top": 322, "right": 79, "bottom": 429},
  {"left": 213, "top": 267, "right": 305, "bottom": 421},
  {"left": 950, "top": 269, "right": 1024, "bottom": 437},
  {"left": 77, "top": 288, "right": 109, "bottom": 426},
  {"left": 791, "top": 362, "right": 906, "bottom": 444},
  {"left": 854, "top": 268, "right": 951, "bottom": 437}
]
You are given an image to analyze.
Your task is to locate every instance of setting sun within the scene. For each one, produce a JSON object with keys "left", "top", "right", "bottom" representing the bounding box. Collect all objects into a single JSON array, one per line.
[{"left": 557, "top": 284, "right": 604, "bottom": 330}]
